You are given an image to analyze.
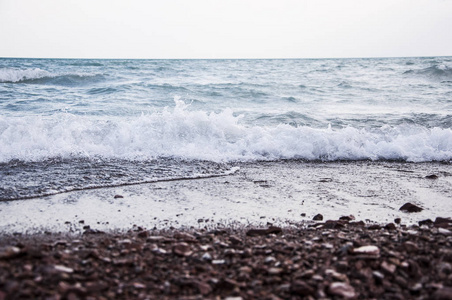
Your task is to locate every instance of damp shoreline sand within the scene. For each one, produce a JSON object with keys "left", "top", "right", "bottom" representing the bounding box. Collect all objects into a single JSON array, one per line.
[{"left": 0, "top": 160, "right": 451, "bottom": 234}]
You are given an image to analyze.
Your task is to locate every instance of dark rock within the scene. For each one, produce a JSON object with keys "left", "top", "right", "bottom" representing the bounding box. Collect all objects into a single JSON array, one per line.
[
  {"left": 137, "top": 230, "right": 149, "bottom": 238},
  {"left": 324, "top": 220, "right": 346, "bottom": 229},
  {"left": 426, "top": 174, "right": 439, "bottom": 179},
  {"left": 385, "top": 223, "right": 396, "bottom": 231},
  {"left": 433, "top": 287, "right": 452, "bottom": 300},
  {"left": 368, "top": 224, "right": 381, "bottom": 230},
  {"left": 0, "top": 246, "right": 21, "bottom": 259},
  {"left": 419, "top": 219, "right": 434, "bottom": 227},
  {"left": 399, "top": 202, "right": 423, "bottom": 213},
  {"left": 114, "top": 195, "right": 124, "bottom": 199},
  {"left": 246, "top": 226, "right": 282, "bottom": 236},
  {"left": 290, "top": 280, "right": 315, "bottom": 296},
  {"left": 435, "top": 217, "right": 452, "bottom": 228},
  {"left": 394, "top": 218, "right": 401, "bottom": 224},
  {"left": 83, "top": 229, "right": 105, "bottom": 235},
  {"left": 313, "top": 214, "right": 323, "bottom": 221},
  {"left": 339, "top": 215, "right": 355, "bottom": 221},
  {"left": 173, "top": 243, "right": 193, "bottom": 257}
]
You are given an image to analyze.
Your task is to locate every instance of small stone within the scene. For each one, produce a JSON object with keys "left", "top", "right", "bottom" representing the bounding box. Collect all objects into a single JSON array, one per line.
[
  {"left": 426, "top": 174, "right": 438, "bottom": 179},
  {"left": 0, "top": 246, "right": 21, "bottom": 259},
  {"left": 433, "top": 287, "right": 452, "bottom": 300},
  {"left": 439, "top": 228, "right": 452, "bottom": 235},
  {"left": 173, "top": 242, "right": 193, "bottom": 256},
  {"left": 381, "top": 261, "right": 396, "bottom": 274},
  {"left": 246, "top": 226, "right": 282, "bottom": 236},
  {"left": 114, "top": 195, "right": 124, "bottom": 198},
  {"left": 132, "top": 282, "right": 146, "bottom": 289},
  {"left": 352, "top": 245, "right": 380, "bottom": 256},
  {"left": 399, "top": 202, "right": 423, "bottom": 213},
  {"left": 137, "top": 230, "right": 149, "bottom": 238},
  {"left": 202, "top": 252, "right": 212, "bottom": 261},
  {"left": 54, "top": 265, "right": 74, "bottom": 273},
  {"left": 290, "top": 280, "right": 315, "bottom": 296},
  {"left": 268, "top": 267, "right": 283, "bottom": 275},
  {"left": 385, "top": 223, "right": 396, "bottom": 230},
  {"left": 402, "top": 241, "right": 419, "bottom": 253},
  {"left": 212, "top": 259, "right": 225, "bottom": 265},
  {"left": 394, "top": 218, "right": 401, "bottom": 224},
  {"left": 328, "top": 282, "right": 356, "bottom": 299},
  {"left": 419, "top": 219, "right": 434, "bottom": 226},
  {"left": 339, "top": 215, "right": 355, "bottom": 221},
  {"left": 196, "top": 281, "right": 212, "bottom": 295},
  {"left": 435, "top": 217, "right": 452, "bottom": 227},
  {"left": 313, "top": 214, "right": 323, "bottom": 221}
]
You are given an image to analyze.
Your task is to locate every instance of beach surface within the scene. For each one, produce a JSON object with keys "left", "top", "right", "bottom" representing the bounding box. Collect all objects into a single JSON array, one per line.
[
  {"left": 0, "top": 161, "right": 451, "bottom": 234},
  {"left": 1, "top": 161, "right": 452, "bottom": 299}
]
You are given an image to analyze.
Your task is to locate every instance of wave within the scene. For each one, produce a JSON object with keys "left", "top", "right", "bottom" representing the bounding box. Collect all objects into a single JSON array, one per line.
[
  {"left": 404, "top": 64, "right": 452, "bottom": 81},
  {"left": 0, "top": 100, "right": 451, "bottom": 163},
  {"left": 0, "top": 68, "right": 104, "bottom": 85}
]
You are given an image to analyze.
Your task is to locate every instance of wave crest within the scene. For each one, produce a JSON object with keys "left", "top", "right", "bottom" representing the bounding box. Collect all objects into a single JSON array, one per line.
[
  {"left": 0, "top": 68, "right": 104, "bottom": 85},
  {"left": 0, "top": 101, "right": 451, "bottom": 163}
]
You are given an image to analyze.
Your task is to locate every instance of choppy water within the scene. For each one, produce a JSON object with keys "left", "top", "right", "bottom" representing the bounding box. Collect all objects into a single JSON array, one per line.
[{"left": 1, "top": 57, "right": 451, "bottom": 200}]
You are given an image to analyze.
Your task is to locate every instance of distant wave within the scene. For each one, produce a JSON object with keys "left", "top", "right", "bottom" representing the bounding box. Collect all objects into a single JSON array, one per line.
[
  {"left": 0, "top": 68, "right": 51, "bottom": 83},
  {"left": 404, "top": 64, "right": 452, "bottom": 81},
  {"left": 0, "top": 68, "right": 104, "bottom": 85},
  {"left": 1, "top": 100, "right": 451, "bottom": 163}
]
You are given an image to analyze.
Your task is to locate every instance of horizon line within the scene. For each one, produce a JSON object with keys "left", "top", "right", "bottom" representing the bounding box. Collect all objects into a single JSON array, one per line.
[{"left": 1, "top": 55, "right": 451, "bottom": 60}]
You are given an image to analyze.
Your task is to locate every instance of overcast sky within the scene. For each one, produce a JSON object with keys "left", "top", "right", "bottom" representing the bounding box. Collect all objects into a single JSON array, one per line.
[{"left": 1, "top": 0, "right": 451, "bottom": 59}]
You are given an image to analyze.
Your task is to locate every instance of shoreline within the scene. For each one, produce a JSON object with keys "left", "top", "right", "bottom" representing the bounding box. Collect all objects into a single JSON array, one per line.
[
  {"left": 1, "top": 160, "right": 451, "bottom": 234},
  {"left": 1, "top": 218, "right": 452, "bottom": 299}
]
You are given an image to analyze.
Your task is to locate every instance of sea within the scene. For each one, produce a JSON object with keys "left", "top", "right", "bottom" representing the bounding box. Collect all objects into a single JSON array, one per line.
[{"left": 1, "top": 57, "right": 452, "bottom": 202}]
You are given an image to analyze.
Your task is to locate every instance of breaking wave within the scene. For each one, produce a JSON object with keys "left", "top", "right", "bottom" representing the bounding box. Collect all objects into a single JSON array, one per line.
[
  {"left": 404, "top": 64, "right": 452, "bottom": 81},
  {"left": 0, "top": 68, "right": 104, "bottom": 85},
  {"left": 1, "top": 100, "right": 451, "bottom": 163}
]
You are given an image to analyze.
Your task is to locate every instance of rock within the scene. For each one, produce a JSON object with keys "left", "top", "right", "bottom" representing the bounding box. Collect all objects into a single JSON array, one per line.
[
  {"left": 385, "top": 223, "right": 396, "bottom": 230},
  {"left": 114, "top": 195, "right": 124, "bottom": 198},
  {"left": 352, "top": 245, "right": 380, "bottom": 256},
  {"left": 137, "top": 230, "right": 149, "bottom": 238},
  {"left": 0, "top": 246, "right": 21, "bottom": 259},
  {"left": 313, "top": 214, "right": 323, "bottom": 221},
  {"left": 173, "top": 242, "right": 193, "bottom": 257},
  {"left": 328, "top": 282, "right": 356, "bottom": 299},
  {"left": 339, "top": 215, "right": 355, "bottom": 221},
  {"left": 433, "top": 287, "right": 452, "bottom": 300},
  {"left": 54, "top": 265, "right": 74, "bottom": 273},
  {"left": 394, "top": 218, "right": 401, "bottom": 224},
  {"left": 425, "top": 174, "right": 438, "bottom": 179},
  {"left": 381, "top": 261, "right": 396, "bottom": 274},
  {"left": 402, "top": 241, "right": 419, "bottom": 253},
  {"left": 324, "top": 220, "right": 346, "bottom": 229},
  {"left": 419, "top": 219, "right": 434, "bottom": 227},
  {"left": 435, "top": 217, "right": 452, "bottom": 228},
  {"left": 399, "top": 202, "right": 423, "bottom": 213},
  {"left": 268, "top": 267, "right": 283, "bottom": 275},
  {"left": 438, "top": 228, "right": 452, "bottom": 236},
  {"left": 246, "top": 226, "right": 282, "bottom": 236},
  {"left": 290, "top": 280, "right": 315, "bottom": 296},
  {"left": 196, "top": 281, "right": 212, "bottom": 295}
]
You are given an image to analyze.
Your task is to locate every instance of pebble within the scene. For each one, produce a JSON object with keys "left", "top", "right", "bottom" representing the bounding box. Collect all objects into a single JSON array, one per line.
[
  {"left": 399, "top": 202, "right": 423, "bottom": 213},
  {"left": 328, "top": 282, "right": 356, "bottom": 298}
]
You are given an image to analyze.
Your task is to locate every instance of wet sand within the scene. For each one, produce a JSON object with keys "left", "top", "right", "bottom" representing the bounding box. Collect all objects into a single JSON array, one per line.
[{"left": 0, "top": 161, "right": 451, "bottom": 233}]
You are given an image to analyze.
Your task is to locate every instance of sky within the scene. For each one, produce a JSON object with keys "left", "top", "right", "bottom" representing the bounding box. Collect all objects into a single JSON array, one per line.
[{"left": 0, "top": 0, "right": 451, "bottom": 59}]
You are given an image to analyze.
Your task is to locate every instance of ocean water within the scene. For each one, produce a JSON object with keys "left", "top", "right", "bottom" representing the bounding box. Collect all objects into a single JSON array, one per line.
[{"left": 1, "top": 57, "right": 451, "bottom": 201}]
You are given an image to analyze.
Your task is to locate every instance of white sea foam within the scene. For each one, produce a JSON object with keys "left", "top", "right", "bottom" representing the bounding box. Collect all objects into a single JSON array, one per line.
[
  {"left": 0, "top": 68, "right": 52, "bottom": 83},
  {"left": 1, "top": 100, "right": 451, "bottom": 163}
]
